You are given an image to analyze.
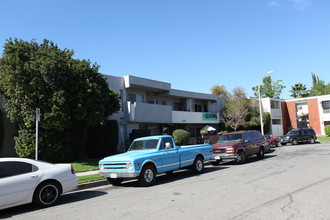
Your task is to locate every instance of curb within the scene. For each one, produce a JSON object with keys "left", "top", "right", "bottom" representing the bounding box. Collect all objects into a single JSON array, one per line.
[{"left": 76, "top": 179, "right": 108, "bottom": 191}]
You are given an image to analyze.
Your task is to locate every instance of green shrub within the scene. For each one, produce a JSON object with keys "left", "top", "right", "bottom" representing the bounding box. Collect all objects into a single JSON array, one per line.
[
  {"left": 172, "top": 129, "right": 190, "bottom": 146},
  {"left": 325, "top": 125, "right": 330, "bottom": 136}
]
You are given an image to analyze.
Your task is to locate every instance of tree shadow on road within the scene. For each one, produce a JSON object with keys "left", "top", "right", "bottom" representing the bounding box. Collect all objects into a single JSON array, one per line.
[
  {"left": 0, "top": 190, "right": 107, "bottom": 218},
  {"left": 118, "top": 165, "right": 229, "bottom": 188}
]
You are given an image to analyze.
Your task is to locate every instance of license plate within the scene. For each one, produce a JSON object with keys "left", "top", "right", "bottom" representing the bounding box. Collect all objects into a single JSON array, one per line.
[
  {"left": 215, "top": 156, "right": 221, "bottom": 160},
  {"left": 110, "top": 174, "right": 117, "bottom": 178}
]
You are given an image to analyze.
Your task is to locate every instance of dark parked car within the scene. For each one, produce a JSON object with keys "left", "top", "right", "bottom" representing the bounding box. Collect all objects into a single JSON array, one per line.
[
  {"left": 210, "top": 130, "right": 267, "bottom": 165},
  {"left": 264, "top": 134, "right": 279, "bottom": 147},
  {"left": 280, "top": 128, "right": 316, "bottom": 145}
]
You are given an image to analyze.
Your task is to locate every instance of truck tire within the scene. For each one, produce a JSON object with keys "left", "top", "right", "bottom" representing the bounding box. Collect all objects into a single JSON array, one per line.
[
  {"left": 257, "top": 147, "right": 265, "bottom": 159},
  {"left": 107, "top": 178, "right": 123, "bottom": 186},
  {"left": 192, "top": 156, "right": 204, "bottom": 174},
  {"left": 309, "top": 137, "right": 315, "bottom": 144},
  {"left": 138, "top": 164, "right": 156, "bottom": 187},
  {"left": 236, "top": 151, "right": 245, "bottom": 164},
  {"left": 291, "top": 138, "right": 298, "bottom": 145}
]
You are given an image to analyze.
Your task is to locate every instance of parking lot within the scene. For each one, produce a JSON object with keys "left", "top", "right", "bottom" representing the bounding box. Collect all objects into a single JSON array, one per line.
[{"left": 1, "top": 142, "right": 330, "bottom": 220}]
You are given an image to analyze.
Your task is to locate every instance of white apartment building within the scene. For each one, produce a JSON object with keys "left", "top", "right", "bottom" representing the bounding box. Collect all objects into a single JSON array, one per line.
[{"left": 105, "top": 75, "right": 225, "bottom": 152}]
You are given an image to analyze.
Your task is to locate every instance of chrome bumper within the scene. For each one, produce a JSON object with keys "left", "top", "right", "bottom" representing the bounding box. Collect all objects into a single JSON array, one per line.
[
  {"left": 99, "top": 171, "right": 138, "bottom": 178},
  {"left": 211, "top": 154, "right": 238, "bottom": 162}
]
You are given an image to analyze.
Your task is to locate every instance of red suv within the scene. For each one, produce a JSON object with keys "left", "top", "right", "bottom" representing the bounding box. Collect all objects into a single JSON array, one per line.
[{"left": 211, "top": 130, "right": 267, "bottom": 165}]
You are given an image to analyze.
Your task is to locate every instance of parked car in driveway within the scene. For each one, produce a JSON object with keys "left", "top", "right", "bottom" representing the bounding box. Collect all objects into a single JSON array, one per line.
[
  {"left": 280, "top": 128, "right": 316, "bottom": 145},
  {"left": 0, "top": 158, "right": 78, "bottom": 210},
  {"left": 264, "top": 134, "right": 279, "bottom": 147},
  {"left": 210, "top": 130, "right": 268, "bottom": 165}
]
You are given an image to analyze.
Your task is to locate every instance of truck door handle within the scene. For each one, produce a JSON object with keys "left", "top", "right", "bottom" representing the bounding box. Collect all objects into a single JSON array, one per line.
[{"left": 30, "top": 175, "right": 38, "bottom": 178}]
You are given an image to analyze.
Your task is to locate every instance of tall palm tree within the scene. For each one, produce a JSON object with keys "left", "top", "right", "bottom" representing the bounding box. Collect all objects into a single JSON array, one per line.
[{"left": 290, "top": 83, "right": 309, "bottom": 98}]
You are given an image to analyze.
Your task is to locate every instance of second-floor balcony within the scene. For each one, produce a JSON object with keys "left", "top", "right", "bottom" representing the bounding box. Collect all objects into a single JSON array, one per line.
[
  {"left": 172, "top": 111, "right": 219, "bottom": 124},
  {"left": 127, "top": 101, "right": 172, "bottom": 123},
  {"left": 127, "top": 101, "right": 220, "bottom": 124}
]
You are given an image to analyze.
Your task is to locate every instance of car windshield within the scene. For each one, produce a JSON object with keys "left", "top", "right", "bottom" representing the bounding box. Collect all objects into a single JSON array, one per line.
[
  {"left": 128, "top": 139, "right": 159, "bottom": 151},
  {"left": 218, "top": 134, "right": 242, "bottom": 143},
  {"left": 287, "top": 130, "right": 298, "bottom": 135}
]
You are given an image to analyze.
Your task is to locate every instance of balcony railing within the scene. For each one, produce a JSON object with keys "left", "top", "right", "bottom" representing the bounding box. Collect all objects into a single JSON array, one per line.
[
  {"left": 127, "top": 102, "right": 220, "bottom": 124},
  {"left": 127, "top": 101, "right": 172, "bottom": 123}
]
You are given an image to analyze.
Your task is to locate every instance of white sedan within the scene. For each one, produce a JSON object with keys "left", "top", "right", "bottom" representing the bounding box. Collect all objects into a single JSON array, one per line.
[{"left": 0, "top": 157, "right": 78, "bottom": 210}]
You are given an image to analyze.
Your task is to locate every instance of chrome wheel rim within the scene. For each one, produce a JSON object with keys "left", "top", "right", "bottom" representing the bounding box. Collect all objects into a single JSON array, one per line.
[
  {"left": 144, "top": 169, "right": 154, "bottom": 183},
  {"left": 196, "top": 160, "right": 203, "bottom": 171}
]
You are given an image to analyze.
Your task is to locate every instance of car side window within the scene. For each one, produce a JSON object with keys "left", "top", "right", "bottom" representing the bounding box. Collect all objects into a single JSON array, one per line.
[
  {"left": 164, "top": 137, "right": 174, "bottom": 149},
  {"left": 160, "top": 138, "right": 174, "bottom": 149},
  {"left": 244, "top": 133, "right": 251, "bottom": 142},
  {"left": 302, "top": 130, "right": 309, "bottom": 135},
  {"left": 0, "top": 161, "right": 37, "bottom": 179}
]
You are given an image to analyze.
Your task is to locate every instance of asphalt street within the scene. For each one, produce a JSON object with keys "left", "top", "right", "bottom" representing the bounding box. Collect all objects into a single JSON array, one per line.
[{"left": 1, "top": 142, "right": 330, "bottom": 220}]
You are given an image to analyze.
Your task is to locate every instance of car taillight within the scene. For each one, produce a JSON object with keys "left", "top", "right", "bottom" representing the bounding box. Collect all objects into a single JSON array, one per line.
[
  {"left": 226, "top": 147, "right": 235, "bottom": 154},
  {"left": 71, "top": 165, "right": 76, "bottom": 174}
]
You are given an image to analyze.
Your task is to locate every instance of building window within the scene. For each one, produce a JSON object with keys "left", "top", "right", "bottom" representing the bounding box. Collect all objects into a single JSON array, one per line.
[
  {"left": 322, "top": 101, "right": 330, "bottom": 113},
  {"left": 195, "top": 104, "right": 203, "bottom": 112},
  {"left": 271, "top": 101, "right": 280, "bottom": 109},
  {"left": 272, "top": 119, "right": 282, "bottom": 125},
  {"left": 120, "top": 90, "right": 124, "bottom": 112},
  {"left": 128, "top": 94, "right": 144, "bottom": 103},
  {"left": 173, "top": 102, "right": 184, "bottom": 111},
  {"left": 324, "top": 121, "right": 330, "bottom": 126}
]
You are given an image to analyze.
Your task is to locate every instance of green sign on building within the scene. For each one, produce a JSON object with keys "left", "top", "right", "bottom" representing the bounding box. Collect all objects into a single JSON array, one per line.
[{"left": 202, "top": 112, "right": 218, "bottom": 121}]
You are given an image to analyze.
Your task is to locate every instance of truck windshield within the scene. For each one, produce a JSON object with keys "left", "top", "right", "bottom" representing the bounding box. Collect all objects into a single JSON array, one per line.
[
  {"left": 218, "top": 134, "right": 242, "bottom": 143},
  {"left": 287, "top": 130, "right": 298, "bottom": 135},
  {"left": 128, "top": 139, "right": 159, "bottom": 151}
]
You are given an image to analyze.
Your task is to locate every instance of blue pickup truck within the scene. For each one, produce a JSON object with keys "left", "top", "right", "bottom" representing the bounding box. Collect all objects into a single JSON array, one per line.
[{"left": 99, "top": 135, "right": 213, "bottom": 186}]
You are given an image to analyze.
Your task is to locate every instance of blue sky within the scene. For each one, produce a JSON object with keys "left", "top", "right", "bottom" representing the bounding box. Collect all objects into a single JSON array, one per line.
[{"left": 1, "top": 0, "right": 329, "bottom": 99}]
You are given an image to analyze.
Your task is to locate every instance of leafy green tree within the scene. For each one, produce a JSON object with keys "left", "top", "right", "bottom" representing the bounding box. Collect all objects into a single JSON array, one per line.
[
  {"left": 0, "top": 38, "right": 120, "bottom": 162},
  {"left": 211, "top": 84, "right": 231, "bottom": 101},
  {"left": 290, "top": 83, "right": 309, "bottom": 98},
  {"left": 252, "top": 76, "right": 285, "bottom": 99},
  {"left": 309, "top": 73, "right": 329, "bottom": 96}
]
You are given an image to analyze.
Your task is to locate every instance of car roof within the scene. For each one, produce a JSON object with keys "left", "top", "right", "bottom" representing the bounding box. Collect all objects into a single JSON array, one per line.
[
  {"left": 0, "top": 157, "right": 55, "bottom": 167},
  {"left": 223, "top": 130, "right": 259, "bottom": 135}
]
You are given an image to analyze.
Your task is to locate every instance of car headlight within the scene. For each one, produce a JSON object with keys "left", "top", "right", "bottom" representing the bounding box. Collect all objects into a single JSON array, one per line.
[{"left": 127, "top": 162, "right": 133, "bottom": 170}]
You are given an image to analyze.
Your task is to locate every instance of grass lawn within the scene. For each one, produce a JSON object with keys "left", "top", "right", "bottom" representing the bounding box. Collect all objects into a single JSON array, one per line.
[
  {"left": 71, "top": 157, "right": 101, "bottom": 173},
  {"left": 78, "top": 174, "right": 106, "bottom": 184},
  {"left": 317, "top": 136, "right": 330, "bottom": 142}
]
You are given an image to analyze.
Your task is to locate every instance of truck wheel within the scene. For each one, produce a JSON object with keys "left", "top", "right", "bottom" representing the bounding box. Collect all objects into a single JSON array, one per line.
[
  {"left": 138, "top": 164, "right": 156, "bottom": 187},
  {"left": 107, "top": 178, "right": 123, "bottom": 186},
  {"left": 236, "top": 151, "right": 245, "bottom": 164},
  {"left": 281, "top": 143, "right": 286, "bottom": 146},
  {"left": 192, "top": 157, "right": 204, "bottom": 174},
  {"left": 309, "top": 138, "right": 315, "bottom": 144},
  {"left": 257, "top": 147, "right": 265, "bottom": 159},
  {"left": 292, "top": 139, "right": 298, "bottom": 145}
]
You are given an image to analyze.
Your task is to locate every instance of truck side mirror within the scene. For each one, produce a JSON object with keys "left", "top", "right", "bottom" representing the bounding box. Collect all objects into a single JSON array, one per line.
[{"left": 165, "top": 142, "right": 172, "bottom": 149}]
